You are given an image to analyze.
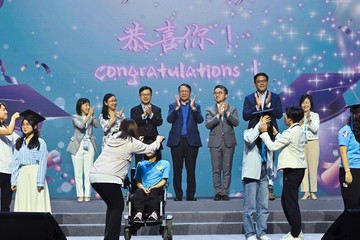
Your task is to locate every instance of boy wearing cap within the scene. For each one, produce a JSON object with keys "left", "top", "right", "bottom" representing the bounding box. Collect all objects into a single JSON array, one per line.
[
  {"left": 338, "top": 103, "right": 360, "bottom": 209},
  {"left": 11, "top": 109, "right": 51, "bottom": 212},
  {"left": 260, "top": 106, "right": 306, "bottom": 240}
]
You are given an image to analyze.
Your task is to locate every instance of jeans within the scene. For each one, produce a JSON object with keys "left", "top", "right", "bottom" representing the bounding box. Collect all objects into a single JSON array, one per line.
[{"left": 243, "top": 164, "right": 269, "bottom": 238}]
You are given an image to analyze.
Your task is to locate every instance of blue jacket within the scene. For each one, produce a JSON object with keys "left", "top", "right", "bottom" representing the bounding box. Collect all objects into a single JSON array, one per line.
[{"left": 166, "top": 102, "right": 204, "bottom": 147}]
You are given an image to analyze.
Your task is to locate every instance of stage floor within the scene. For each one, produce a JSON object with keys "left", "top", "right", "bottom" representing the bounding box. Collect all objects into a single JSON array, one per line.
[
  {"left": 50, "top": 195, "right": 344, "bottom": 214},
  {"left": 66, "top": 234, "right": 324, "bottom": 240}
]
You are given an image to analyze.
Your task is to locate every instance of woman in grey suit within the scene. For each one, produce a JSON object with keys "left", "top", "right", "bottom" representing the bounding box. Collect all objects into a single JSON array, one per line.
[{"left": 67, "top": 98, "right": 98, "bottom": 202}]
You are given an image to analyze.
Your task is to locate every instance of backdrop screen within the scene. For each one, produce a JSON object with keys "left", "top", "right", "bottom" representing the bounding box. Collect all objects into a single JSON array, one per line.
[{"left": 0, "top": 0, "right": 359, "bottom": 198}]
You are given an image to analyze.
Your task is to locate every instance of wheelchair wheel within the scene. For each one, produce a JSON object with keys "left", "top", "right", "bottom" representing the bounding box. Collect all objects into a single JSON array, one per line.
[
  {"left": 166, "top": 218, "right": 173, "bottom": 240},
  {"left": 124, "top": 226, "right": 131, "bottom": 240},
  {"left": 162, "top": 226, "right": 168, "bottom": 240}
]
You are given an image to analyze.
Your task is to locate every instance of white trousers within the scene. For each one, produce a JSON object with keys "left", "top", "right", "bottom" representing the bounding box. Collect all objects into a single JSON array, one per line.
[{"left": 71, "top": 141, "right": 95, "bottom": 197}]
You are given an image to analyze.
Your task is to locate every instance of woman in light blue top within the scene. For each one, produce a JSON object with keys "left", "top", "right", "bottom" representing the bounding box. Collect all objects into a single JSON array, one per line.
[
  {"left": 99, "top": 93, "right": 125, "bottom": 149},
  {"left": 299, "top": 94, "right": 320, "bottom": 200},
  {"left": 338, "top": 103, "right": 360, "bottom": 209},
  {"left": 11, "top": 109, "right": 51, "bottom": 212}
]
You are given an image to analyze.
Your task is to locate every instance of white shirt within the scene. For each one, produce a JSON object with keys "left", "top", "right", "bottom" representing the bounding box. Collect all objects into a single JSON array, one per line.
[
  {"left": 260, "top": 123, "right": 307, "bottom": 170},
  {"left": 90, "top": 132, "right": 160, "bottom": 184},
  {"left": 0, "top": 129, "right": 19, "bottom": 174},
  {"left": 302, "top": 111, "right": 320, "bottom": 141}
]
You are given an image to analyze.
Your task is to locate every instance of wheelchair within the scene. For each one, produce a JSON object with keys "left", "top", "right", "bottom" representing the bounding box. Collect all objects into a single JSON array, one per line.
[{"left": 123, "top": 168, "right": 174, "bottom": 240}]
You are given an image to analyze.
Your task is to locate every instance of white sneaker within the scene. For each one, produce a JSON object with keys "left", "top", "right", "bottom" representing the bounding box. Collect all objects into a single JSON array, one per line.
[
  {"left": 259, "top": 235, "right": 271, "bottom": 240},
  {"left": 281, "top": 232, "right": 303, "bottom": 240},
  {"left": 246, "top": 235, "right": 257, "bottom": 240},
  {"left": 133, "top": 212, "right": 142, "bottom": 221}
]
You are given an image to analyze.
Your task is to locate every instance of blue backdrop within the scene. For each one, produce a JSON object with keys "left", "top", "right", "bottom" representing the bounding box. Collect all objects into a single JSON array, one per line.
[{"left": 0, "top": 0, "right": 359, "bottom": 198}]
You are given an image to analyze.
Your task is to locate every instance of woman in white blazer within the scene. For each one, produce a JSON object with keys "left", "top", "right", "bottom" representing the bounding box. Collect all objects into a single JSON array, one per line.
[
  {"left": 299, "top": 94, "right": 320, "bottom": 200},
  {"left": 67, "top": 98, "right": 98, "bottom": 202}
]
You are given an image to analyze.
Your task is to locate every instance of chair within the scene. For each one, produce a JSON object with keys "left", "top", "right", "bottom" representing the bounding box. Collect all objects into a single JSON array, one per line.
[{"left": 123, "top": 167, "right": 173, "bottom": 240}]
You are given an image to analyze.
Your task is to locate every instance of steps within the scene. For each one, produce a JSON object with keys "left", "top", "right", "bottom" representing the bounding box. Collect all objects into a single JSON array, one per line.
[{"left": 50, "top": 197, "right": 343, "bottom": 236}]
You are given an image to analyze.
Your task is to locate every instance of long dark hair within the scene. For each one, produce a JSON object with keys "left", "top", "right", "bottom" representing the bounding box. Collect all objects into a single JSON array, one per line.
[
  {"left": 117, "top": 118, "right": 139, "bottom": 140},
  {"left": 350, "top": 113, "right": 360, "bottom": 143},
  {"left": 15, "top": 118, "right": 41, "bottom": 150},
  {"left": 0, "top": 102, "right": 7, "bottom": 127},
  {"left": 248, "top": 114, "right": 275, "bottom": 150},
  {"left": 101, "top": 93, "right": 115, "bottom": 120}
]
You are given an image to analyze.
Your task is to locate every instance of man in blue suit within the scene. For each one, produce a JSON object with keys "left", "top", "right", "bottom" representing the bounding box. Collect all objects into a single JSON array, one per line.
[
  {"left": 167, "top": 83, "right": 204, "bottom": 201},
  {"left": 242, "top": 72, "right": 283, "bottom": 201}
]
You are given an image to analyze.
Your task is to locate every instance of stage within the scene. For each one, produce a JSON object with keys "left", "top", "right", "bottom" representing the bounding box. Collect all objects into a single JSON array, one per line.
[{"left": 47, "top": 196, "right": 344, "bottom": 238}]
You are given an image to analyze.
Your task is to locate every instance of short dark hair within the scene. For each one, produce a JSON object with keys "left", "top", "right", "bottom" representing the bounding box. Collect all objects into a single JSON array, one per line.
[
  {"left": 253, "top": 72, "right": 269, "bottom": 83},
  {"left": 139, "top": 86, "right": 152, "bottom": 95},
  {"left": 214, "top": 85, "right": 228, "bottom": 94},
  {"left": 299, "top": 94, "right": 314, "bottom": 111},
  {"left": 178, "top": 83, "right": 191, "bottom": 92},
  {"left": 76, "top": 98, "right": 90, "bottom": 115},
  {"left": 285, "top": 106, "right": 304, "bottom": 123}
]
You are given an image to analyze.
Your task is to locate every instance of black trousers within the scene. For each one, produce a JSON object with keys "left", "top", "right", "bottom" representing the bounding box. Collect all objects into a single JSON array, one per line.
[
  {"left": 0, "top": 173, "right": 12, "bottom": 212},
  {"left": 170, "top": 137, "right": 199, "bottom": 199},
  {"left": 340, "top": 168, "right": 360, "bottom": 209},
  {"left": 132, "top": 188, "right": 162, "bottom": 214},
  {"left": 91, "top": 183, "right": 124, "bottom": 240},
  {"left": 281, "top": 168, "right": 305, "bottom": 238}
]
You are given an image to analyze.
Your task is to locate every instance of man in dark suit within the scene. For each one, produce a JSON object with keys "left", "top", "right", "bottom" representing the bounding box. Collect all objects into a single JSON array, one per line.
[
  {"left": 130, "top": 86, "right": 163, "bottom": 165},
  {"left": 167, "top": 83, "right": 204, "bottom": 201},
  {"left": 242, "top": 72, "right": 283, "bottom": 200},
  {"left": 205, "top": 85, "right": 239, "bottom": 201}
]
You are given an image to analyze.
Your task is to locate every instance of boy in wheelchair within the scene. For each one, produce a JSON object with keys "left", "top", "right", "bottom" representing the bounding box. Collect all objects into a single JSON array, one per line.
[{"left": 130, "top": 141, "right": 170, "bottom": 224}]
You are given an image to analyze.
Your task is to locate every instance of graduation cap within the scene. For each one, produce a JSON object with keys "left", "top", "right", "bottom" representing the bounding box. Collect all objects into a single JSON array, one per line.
[
  {"left": 0, "top": 84, "right": 70, "bottom": 120},
  {"left": 346, "top": 103, "right": 360, "bottom": 114},
  {"left": 279, "top": 73, "right": 360, "bottom": 123},
  {"left": 20, "top": 109, "right": 46, "bottom": 124},
  {"left": 252, "top": 108, "right": 273, "bottom": 116}
]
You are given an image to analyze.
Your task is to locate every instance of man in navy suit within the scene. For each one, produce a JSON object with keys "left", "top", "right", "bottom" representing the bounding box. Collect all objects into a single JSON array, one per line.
[
  {"left": 167, "top": 83, "right": 204, "bottom": 201},
  {"left": 242, "top": 72, "right": 283, "bottom": 200},
  {"left": 131, "top": 86, "right": 163, "bottom": 165}
]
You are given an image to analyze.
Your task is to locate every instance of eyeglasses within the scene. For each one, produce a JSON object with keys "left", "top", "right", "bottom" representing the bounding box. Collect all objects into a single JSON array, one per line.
[
  {"left": 256, "top": 80, "right": 268, "bottom": 84},
  {"left": 179, "top": 90, "right": 190, "bottom": 94}
]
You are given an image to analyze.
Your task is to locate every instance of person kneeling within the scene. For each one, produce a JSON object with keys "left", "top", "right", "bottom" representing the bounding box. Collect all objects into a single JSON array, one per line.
[{"left": 132, "top": 142, "right": 170, "bottom": 222}]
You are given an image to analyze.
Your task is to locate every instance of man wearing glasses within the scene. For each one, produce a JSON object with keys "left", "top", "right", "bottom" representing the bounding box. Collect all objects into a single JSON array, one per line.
[
  {"left": 167, "top": 83, "right": 204, "bottom": 201},
  {"left": 131, "top": 86, "right": 163, "bottom": 165}
]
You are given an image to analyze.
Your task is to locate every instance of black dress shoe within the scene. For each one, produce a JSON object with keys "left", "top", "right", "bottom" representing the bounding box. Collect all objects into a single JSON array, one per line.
[
  {"left": 214, "top": 194, "right": 222, "bottom": 201},
  {"left": 186, "top": 196, "right": 197, "bottom": 201},
  {"left": 174, "top": 197, "right": 182, "bottom": 201},
  {"left": 221, "top": 195, "right": 230, "bottom": 201}
]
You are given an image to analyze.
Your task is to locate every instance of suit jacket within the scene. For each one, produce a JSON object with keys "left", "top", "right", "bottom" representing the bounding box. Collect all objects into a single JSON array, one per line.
[
  {"left": 130, "top": 104, "right": 163, "bottom": 139},
  {"left": 205, "top": 105, "right": 239, "bottom": 148},
  {"left": 242, "top": 91, "right": 282, "bottom": 130},
  {"left": 166, "top": 102, "right": 204, "bottom": 148},
  {"left": 66, "top": 114, "right": 98, "bottom": 155}
]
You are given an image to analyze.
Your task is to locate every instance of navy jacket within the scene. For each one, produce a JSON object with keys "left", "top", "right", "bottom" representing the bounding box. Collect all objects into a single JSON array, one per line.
[{"left": 166, "top": 102, "right": 204, "bottom": 148}]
